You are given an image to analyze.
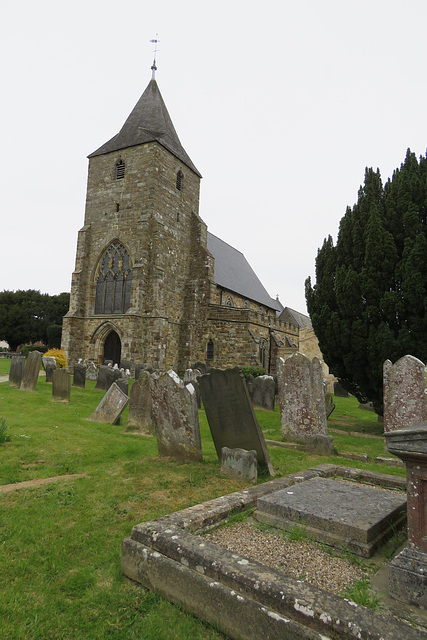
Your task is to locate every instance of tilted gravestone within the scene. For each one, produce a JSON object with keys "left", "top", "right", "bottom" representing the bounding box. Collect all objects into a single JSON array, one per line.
[
  {"left": 52, "top": 369, "right": 71, "bottom": 402},
  {"left": 73, "top": 363, "right": 86, "bottom": 388},
  {"left": 127, "top": 371, "right": 153, "bottom": 435},
  {"left": 9, "top": 356, "right": 25, "bottom": 388},
  {"left": 45, "top": 362, "right": 57, "bottom": 383},
  {"left": 277, "top": 353, "right": 328, "bottom": 444},
  {"left": 198, "top": 368, "right": 274, "bottom": 476},
  {"left": 150, "top": 370, "right": 202, "bottom": 461},
  {"left": 86, "top": 362, "right": 98, "bottom": 381},
  {"left": 247, "top": 374, "right": 275, "bottom": 411},
  {"left": 89, "top": 382, "right": 129, "bottom": 424},
  {"left": 21, "top": 351, "right": 42, "bottom": 392},
  {"left": 383, "top": 355, "right": 427, "bottom": 433},
  {"left": 221, "top": 447, "right": 257, "bottom": 482}
]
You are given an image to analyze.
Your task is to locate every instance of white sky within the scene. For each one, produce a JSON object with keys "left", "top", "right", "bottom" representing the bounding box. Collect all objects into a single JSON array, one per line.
[{"left": 2, "top": 0, "right": 427, "bottom": 315}]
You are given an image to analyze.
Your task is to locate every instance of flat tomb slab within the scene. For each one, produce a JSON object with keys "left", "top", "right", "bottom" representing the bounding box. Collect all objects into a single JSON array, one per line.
[{"left": 255, "top": 477, "right": 407, "bottom": 557}]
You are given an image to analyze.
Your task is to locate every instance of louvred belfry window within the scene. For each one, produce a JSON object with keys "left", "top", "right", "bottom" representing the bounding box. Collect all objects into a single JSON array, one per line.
[
  {"left": 115, "top": 159, "right": 125, "bottom": 179},
  {"left": 95, "top": 241, "right": 132, "bottom": 314}
]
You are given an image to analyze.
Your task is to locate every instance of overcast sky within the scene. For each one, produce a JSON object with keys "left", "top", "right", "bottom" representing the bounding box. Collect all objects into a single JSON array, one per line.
[{"left": 2, "top": 1, "right": 427, "bottom": 314}]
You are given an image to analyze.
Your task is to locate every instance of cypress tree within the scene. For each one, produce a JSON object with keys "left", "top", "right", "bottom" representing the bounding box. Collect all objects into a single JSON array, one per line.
[{"left": 305, "top": 149, "right": 427, "bottom": 413}]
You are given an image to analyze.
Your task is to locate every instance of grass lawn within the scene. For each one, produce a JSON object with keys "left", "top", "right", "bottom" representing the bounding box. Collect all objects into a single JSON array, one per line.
[{"left": 0, "top": 363, "right": 405, "bottom": 639}]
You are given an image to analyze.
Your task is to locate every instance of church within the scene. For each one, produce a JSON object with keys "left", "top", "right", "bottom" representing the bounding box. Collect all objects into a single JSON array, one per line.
[{"left": 61, "top": 66, "right": 305, "bottom": 375}]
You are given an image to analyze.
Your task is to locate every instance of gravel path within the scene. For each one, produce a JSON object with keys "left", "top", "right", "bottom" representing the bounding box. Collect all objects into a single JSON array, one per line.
[{"left": 204, "top": 521, "right": 367, "bottom": 595}]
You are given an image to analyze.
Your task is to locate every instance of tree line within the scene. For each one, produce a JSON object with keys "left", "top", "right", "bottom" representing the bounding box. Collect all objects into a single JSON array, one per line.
[{"left": 0, "top": 290, "right": 70, "bottom": 351}]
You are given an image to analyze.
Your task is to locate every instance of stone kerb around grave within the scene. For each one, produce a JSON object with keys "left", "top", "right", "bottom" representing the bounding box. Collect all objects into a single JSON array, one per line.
[
  {"left": 383, "top": 355, "right": 427, "bottom": 433},
  {"left": 278, "top": 353, "right": 327, "bottom": 443}
]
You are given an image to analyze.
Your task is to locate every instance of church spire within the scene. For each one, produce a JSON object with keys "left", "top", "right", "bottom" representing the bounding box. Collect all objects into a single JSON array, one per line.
[{"left": 150, "top": 36, "right": 159, "bottom": 80}]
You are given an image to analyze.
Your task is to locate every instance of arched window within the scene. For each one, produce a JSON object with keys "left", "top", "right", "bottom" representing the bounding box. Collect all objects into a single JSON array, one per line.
[
  {"left": 259, "top": 338, "right": 268, "bottom": 369},
  {"left": 243, "top": 299, "right": 250, "bottom": 309},
  {"left": 176, "top": 170, "right": 183, "bottom": 191},
  {"left": 225, "top": 295, "right": 234, "bottom": 308},
  {"left": 115, "top": 159, "right": 125, "bottom": 180},
  {"left": 207, "top": 339, "right": 214, "bottom": 361},
  {"left": 95, "top": 241, "right": 132, "bottom": 314}
]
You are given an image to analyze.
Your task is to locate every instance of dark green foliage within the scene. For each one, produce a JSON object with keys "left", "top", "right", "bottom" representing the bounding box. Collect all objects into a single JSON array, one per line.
[
  {"left": 47, "top": 323, "right": 62, "bottom": 348},
  {"left": 306, "top": 149, "right": 427, "bottom": 414},
  {"left": 0, "top": 290, "right": 70, "bottom": 351},
  {"left": 240, "top": 366, "right": 267, "bottom": 378}
]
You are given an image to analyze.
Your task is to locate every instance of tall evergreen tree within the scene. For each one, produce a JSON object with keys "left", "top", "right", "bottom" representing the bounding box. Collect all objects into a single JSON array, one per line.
[{"left": 305, "top": 149, "right": 427, "bottom": 413}]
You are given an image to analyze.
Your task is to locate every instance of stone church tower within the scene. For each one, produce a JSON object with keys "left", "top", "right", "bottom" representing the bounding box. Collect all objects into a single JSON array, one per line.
[
  {"left": 62, "top": 68, "right": 301, "bottom": 374},
  {"left": 62, "top": 69, "right": 212, "bottom": 372}
]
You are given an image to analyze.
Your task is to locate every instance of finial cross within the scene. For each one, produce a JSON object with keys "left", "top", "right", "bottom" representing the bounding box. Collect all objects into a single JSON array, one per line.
[{"left": 150, "top": 35, "right": 160, "bottom": 78}]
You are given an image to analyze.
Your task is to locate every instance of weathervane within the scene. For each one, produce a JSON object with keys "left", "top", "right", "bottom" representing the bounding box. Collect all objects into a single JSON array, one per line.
[{"left": 150, "top": 35, "right": 160, "bottom": 79}]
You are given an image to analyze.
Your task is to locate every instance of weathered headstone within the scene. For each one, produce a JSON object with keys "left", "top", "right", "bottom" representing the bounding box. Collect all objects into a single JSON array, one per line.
[
  {"left": 45, "top": 362, "right": 57, "bottom": 383},
  {"left": 192, "top": 361, "right": 207, "bottom": 374},
  {"left": 247, "top": 374, "right": 275, "bottom": 411},
  {"left": 386, "top": 422, "right": 427, "bottom": 608},
  {"left": 9, "top": 356, "right": 25, "bottom": 388},
  {"left": 383, "top": 355, "right": 427, "bottom": 433},
  {"left": 73, "top": 363, "right": 86, "bottom": 388},
  {"left": 127, "top": 371, "right": 153, "bottom": 435},
  {"left": 104, "top": 359, "right": 113, "bottom": 366},
  {"left": 333, "top": 381, "right": 349, "bottom": 397},
  {"left": 306, "top": 434, "right": 334, "bottom": 456},
  {"left": 89, "top": 382, "right": 129, "bottom": 424},
  {"left": 184, "top": 368, "right": 202, "bottom": 408},
  {"left": 52, "top": 369, "right": 71, "bottom": 402},
  {"left": 21, "top": 351, "right": 42, "bottom": 392},
  {"left": 86, "top": 362, "right": 98, "bottom": 381},
  {"left": 42, "top": 356, "right": 57, "bottom": 370},
  {"left": 151, "top": 370, "right": 202, "bottom": 461},
  {"left": 199, "top": 368, "right": 274, "bottom": 475},
  {"left": 95, "top": 365, "right": 110, "bottom": 390},
  {"left": 115, "top": 377, "right": 128, "bottom": 396},
  {"left": 221, "top": 447, "right": 257, "bottom": 482},
  {"left": 277, "top": 353, "right": 328, "bottom": 443},
  {"left": 135, "top": 363, "right": 154, "bottom": 380}
]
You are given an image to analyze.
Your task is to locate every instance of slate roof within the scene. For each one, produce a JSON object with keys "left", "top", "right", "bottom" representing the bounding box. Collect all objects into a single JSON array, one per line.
[
  {"left": 279, "top": 307, "right": 312, "bottom": 329},
  {"left": 88, "top": 79, "right": 201, "bottom": 177},
  {"left": 207, "top": 232, "right": 282, "bottom": 312}
]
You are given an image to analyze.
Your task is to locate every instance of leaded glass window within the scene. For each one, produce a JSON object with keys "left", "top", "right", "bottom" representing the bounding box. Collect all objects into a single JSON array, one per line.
[{"left": 95, "top": 241, "right": 132, "bottom": 314}]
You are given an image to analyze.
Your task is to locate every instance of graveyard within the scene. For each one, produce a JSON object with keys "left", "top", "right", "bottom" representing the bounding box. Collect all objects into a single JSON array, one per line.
[{"left": 0, "top": 357, "right": 426, "bottom": 639}]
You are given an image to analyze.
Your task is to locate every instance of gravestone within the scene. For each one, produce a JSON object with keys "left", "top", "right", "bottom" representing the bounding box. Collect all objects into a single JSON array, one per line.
[
  {"left": 221, "top": 447, "right": 257, "bottom": 482},
  {"left": 192, "top": 361, "right": 207, "bottom": 374},
  {"left": 386, "top": 422, "right": 427, "bottom": 608},
  {"left": 89, "top": 382, "right": 129, "bottom": 424},
  {"left": 21, "top": 351, "right": 42, "bottom": 392},
  {"left": 42, "top": 356, "right": 57, "bottom": 370},
  {"left": 52, "top": 369, "right": 71, "bottom": 402},
  {"left": 104, "top": 359, "right": 113, "bottom": 366},
  {"left": 120, "top": 359, "right": 132, "bottom": 373},
  {"left": 127, "top": 371, "right": 153, "bottom": 435},
  {"left": 383, "top": 355, "right": 427, "bottom": 433},
  {"left": 115, "top": 377, "right": 128, "bottom": 396},
  {"left": 256, "top": 477, "right": 407, "bottom": 558},
  {"left": 199, "top": 368, "right": 274, "bottom": 475},
  {"left": 306, "top": 434, "right": 334, "bottom": 456},
  {"left": 73, "top": 363, "right": 86, "bottom": 388},
  {"left": 135, "top": 363, "right": 154, "bottom": 380},
  {"left": 325, "top": 392, "right": 335, "bottom": 418},
  {"left": 184, "top": 368, "right": 202, "bottom": 408},
  {"left": 9, "top": 356, "right": 25, "bottom": 388},
  {"left": 45, "top": 362, "right": 57, "bottom": 383},
  {"left": 95, "top": 365, "right": 110, "bottom": 390},
  {"left": 86, "top": 362, "right": 98, "bottom": 381},
  {"left": 150, "top": 370, "right": 202, "bottom": 461},
  {"left": 333, "top": 381, "right": 349, "bottom": 397},
  {"left": 247, "top": 375, "right": 275, "bottom": 411},
  {"left": 277, "top": 353, "right": 328, "bottom": 443}
]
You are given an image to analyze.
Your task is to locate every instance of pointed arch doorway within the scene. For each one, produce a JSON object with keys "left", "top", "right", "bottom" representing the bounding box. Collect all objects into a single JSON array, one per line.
[{"left": 103, "top": 331, "right": 121, "bottom": 366}]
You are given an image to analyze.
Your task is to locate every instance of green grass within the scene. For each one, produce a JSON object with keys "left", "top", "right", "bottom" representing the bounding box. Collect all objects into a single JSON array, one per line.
[
  {"left": 0, "top": 376, "right": 405, "bottom": 638},
  {"left": 342, "top": 578, "right": 383, "bottom": 610},
  {"left": 0, "top": 357, "right": 11, "bottom": 376},
  {"left": 328, "top": 395, "right": 383, "bottom": 435}
]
